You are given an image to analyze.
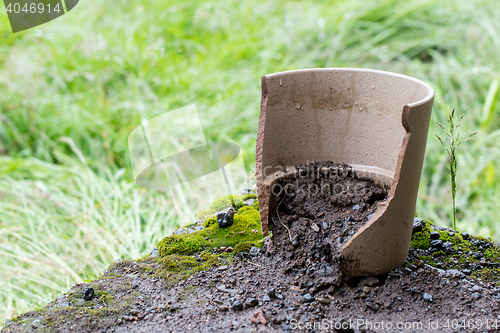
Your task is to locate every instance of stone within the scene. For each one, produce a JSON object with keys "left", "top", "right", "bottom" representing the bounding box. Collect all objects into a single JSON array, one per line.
[
  {"left": 150, "top": 247, "right": 160, "bottom": 258},
  {"left": 249, "top": 309, "right": 268, "bottom": 325},
  {"left": 442, "top": 241, "right": 453, "bottom": 254},
  {"left": 232, "top": 300, "right": 243, "bottom": 311},
  {"left": 311, "top": 223, "right": 320, "bottom": 232},
  {"left": 31, "top": 319, "right": 41, "bottom": 329},
  {"left": 267, "top": 288, "right": 276, "bottom": 299},
  {"left": 217, "top": 207, "right": 234, "bottom": 228},
  {"left": 216, "top": 285, "right": 237, "bottom": 294},
  {"left": 245, "top": 298, "right": 258, "bottom": 307},
  {"left": 262, "top": 295, "right": 271, "bottom": 302},
  {"left": 412, "top": 218, "right": 425, "bottom": 234},
  {"left": 471, "top": 292, "right": 480, "bottom": 300},
  {"left": 430, "top": 231, "right": 440, "bottom": 240},
  {"left": 415, "top": 260, "right": 425, "bottom": 268},
  {"left": 82, "top": 287, "right": 94, "bottom": 301},
  {"left": 423, "top": 293, "right": 433, "bottom": 302},
  {"left": 430, "top": 239, "right": 443, "bottom": 249},
  {"left": 366, "top": 301, "right": 379, "bottom": 312},
  {"left": 249, "top": 247, "right": 260, "bottom": 257},
  {"left": 461, "top": 232, "right": 470, "bottom": 240},
  {"left": 302, "top": 293, "right": 314, "bottom": 303},
  {"left": 443, "top": 241, "right": 453, "bottom": 248},
  {"left": 358, "top": 276, "right": 380, "bottom": 287},
  {"left": 446, "top": 269, "right": 465, "bottom": 279},
  {"left": 335, "top": 318, "right": 354, "bottom": 333},
  {"left": 317, "top": 296, "right": 331, "bottom": 304},
  {"left": 243, "top": 199, "right": 255, "bottom": 206}
]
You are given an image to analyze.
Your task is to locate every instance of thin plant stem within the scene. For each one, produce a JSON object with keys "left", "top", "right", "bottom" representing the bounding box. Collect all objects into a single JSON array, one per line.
[{"left": 435, "top": 109, "right": 477, "bottom": 230}]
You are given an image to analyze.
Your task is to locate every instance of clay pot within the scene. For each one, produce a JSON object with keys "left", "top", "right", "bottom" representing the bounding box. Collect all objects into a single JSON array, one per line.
[{"left": 256, "top": 68, "right": 434, "bottom": 277}]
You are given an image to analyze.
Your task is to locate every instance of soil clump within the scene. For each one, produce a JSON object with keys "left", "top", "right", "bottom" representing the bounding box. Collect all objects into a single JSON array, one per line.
[{"left": 270, "top": 162, "right": 389, "bottom": 290}]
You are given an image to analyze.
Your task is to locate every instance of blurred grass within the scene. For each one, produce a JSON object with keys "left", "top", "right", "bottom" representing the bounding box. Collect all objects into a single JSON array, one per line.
[{"left": 1, "top": 0, "right": 500, "bottom": 324}]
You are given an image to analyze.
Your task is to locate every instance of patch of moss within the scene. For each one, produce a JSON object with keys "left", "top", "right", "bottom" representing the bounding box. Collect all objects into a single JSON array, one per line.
[
  {"left": 157, "top": 235, "right": 208, "bottom": 256},
  {"left": 159, "top": 254, "right": 198, "bottom": 271},
  {"left": 197, "top": 194, "right": 254, "bottom": 221},
  {"left": 197, "top": 209, "right": 215, "bottom": 221},
  {"left": 410, "top": 222, "right": 433, "bottom": 250},
  {"left": 243, "top": 193, "right": 257, "bottom": 200},
  {"left": 471, "top": 267, "right": 500, "bottom": 284},
  {"left": 432, "top": 250, "right": 446, "bottom": 257},
  {"left": 155, "top": 251, "right": 220, "bottom": 284},
  {"left": 209, "top": 194, "right": 244, "bottom": 211},
  {"left": 203, "top": 216, "right": 217, "bottom": 228},
  {"left": 409, "top": 221, "right": 500, "bottom": 284},
  {"left": 485, "top": 245, "right": 500, "bottom": 260},
  {"left": 233, "top": 242, "right": 255, "bottom": 254},
  {"left": 157, "top": 203, "right": 263, "bottom": 257}
]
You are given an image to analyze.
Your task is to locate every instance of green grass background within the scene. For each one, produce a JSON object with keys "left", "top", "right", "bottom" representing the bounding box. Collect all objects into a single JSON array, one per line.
[{"left": 1, "top": 0, "right": 500, "bottom": 323}]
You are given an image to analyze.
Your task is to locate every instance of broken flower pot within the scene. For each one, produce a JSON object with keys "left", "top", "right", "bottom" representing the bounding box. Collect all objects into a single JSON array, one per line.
[{"left": 256, "top": 68, "right": 434, "bottom": 277}]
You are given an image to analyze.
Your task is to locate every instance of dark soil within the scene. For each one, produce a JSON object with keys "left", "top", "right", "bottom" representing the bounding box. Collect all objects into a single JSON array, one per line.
[
  {"left": 269, "top": 162, "right": 389, "bottom": 291},
  {"left": 5, "top": 164, "right": 500, "bottom": 333}
]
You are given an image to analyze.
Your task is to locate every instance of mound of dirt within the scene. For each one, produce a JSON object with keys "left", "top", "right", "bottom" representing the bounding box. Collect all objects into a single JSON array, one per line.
[{"left": 4, "top": 169, "right": 500, "bottom": 333}]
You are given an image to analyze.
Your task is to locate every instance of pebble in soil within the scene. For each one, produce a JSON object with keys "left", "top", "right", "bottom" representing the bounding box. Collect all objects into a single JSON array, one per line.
[{"left": 269, "top": 162, "right": 389, "bottom": 290}]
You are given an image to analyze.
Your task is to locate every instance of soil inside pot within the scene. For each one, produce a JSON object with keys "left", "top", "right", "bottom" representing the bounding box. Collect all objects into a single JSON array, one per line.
[{"left": 269, "top": 162, "right": 389, "bottom": 290}]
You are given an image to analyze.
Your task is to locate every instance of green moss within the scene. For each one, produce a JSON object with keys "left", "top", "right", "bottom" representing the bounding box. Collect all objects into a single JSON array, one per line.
[
  {"left": 409, "top": 221, "right": 500, "bottom": 283},
  {"left": 209, "top": 194, "right": 243, "bottom": 211},
  {"left": 155, "top": 251, "right": 220, "bottom": 284},
  {"left": 203, "top": 216, "right": 217, "bottom": 228},
  {"left": 432, "top": 250, "right": 446, "bottom": 257},
  {"left": 485, "top": 245, "right": 500, "bottom": 260},
  {"left": 410, "top": 223, "right": 433, "bottom": 250},
  {"left": 197, "top": 194, "right": 254, "bottom": 221},
  {"left": 471, "top": 268, "right": 500, "bottom": 284},
  {"left": 159, "top": 255, "right": 199, "bottom": 272},
  {"left": 243, "top": 193, "right": 257, "bottom": 200},
  {"left": 157, "top": 234, "right": 208, "bottom": 256},
  {"left": 156, "top": 203, "right": 262, "bottom": 257},
  {"left": 197, "top": 209, "right": 215, "bottom": 221},
  {"left": 233, "top": 242, "right": 255, "bottom": 253}
]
